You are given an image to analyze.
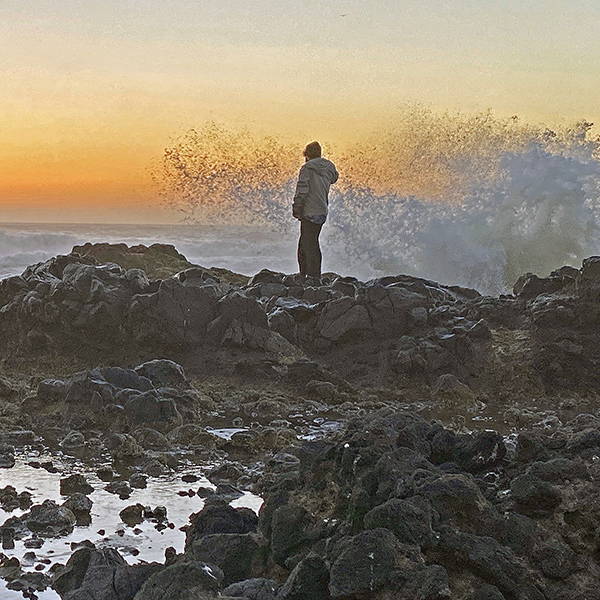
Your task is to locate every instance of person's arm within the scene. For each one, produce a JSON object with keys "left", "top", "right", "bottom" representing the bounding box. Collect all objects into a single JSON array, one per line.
[
  {"left": 331, "top": 166, "right": 339, "bottom": 184},
  {"left": 292, "top": 165, "right": 310, "bottom": 219}
]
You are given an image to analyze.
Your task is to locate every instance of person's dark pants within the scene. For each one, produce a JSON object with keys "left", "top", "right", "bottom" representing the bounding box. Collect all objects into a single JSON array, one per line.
[{"left": 298, "top": 219, "right": 323, "bottom": 278}]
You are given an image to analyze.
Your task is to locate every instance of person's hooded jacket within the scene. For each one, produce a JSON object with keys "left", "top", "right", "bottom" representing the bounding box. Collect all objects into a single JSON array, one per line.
[{"left": 292, "top": 157, "right": 339, "bottom": 220}]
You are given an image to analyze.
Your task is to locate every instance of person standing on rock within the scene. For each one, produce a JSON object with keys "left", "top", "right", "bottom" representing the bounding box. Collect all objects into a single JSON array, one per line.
[{"left": 292, "top": 141, "right": 338, "bottom": 283}]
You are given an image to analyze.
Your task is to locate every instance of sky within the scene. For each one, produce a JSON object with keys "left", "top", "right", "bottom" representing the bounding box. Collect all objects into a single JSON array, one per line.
[{"left": 2, "top": 0, "right": 600, "bottom": 223}]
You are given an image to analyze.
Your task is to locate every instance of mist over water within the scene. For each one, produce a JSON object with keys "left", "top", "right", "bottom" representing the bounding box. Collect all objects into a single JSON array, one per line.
[
  {"left": 155, "top": 108, "right": 600, "bottom": 294},
  {"left": 0, "top": 222, "right": 300, "bottom": 282},
  {"left": 3, "top": 109, "right": 600, "bottom": 295}
]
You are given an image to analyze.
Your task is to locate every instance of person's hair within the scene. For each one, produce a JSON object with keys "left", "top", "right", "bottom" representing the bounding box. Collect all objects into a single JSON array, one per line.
[{"left": 303, "top": 141, "right": 321, "bottom": 159}]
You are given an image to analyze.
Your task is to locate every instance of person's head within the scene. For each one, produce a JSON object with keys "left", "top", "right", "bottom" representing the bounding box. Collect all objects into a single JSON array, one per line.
[{"left": 303, "top": 141, "right": 321, "bottom": 161}]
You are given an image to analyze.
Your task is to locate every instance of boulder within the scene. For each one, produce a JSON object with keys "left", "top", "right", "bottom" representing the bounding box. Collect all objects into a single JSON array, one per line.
[
  {"left": 513, "top": 272, "right": 574, "bottom": 299},
  {"left": 120, "top": 504, "right": 145, "bottom": 527},
  {"left": 510, "top": 474, "right": 562, "bottom": 518},
  {"left": 278, "top": 554, "right": 329, "bottom": 600},
  {"left": 417, "top": 474, "right": 491, "bottom": 527},
  {"left": 37, "top": 379, "right": 67, "bottom": 404},
  {"left": 187, "top": 532, "right": 261, "bottom": 585},
  {"left": 0, "top": 446, "right": 15, "bottom": 469},
  {"left": 129, "top": 277, "right": 218, "bottom": 349},
  {"left": 270, "top": 505, "right": 319, "bottom": 567},
  {"left": 11, "top": 500, "right": 76, "bottom": 538},
  {"left": 132, "top": 561, "right": 223, "bottom": 600},
  {"left": 363, "top": 497, "right": 435, "bottom": 548},
  {"left": 53, "top": 546, "right": 161, "bottom": 599},
  {"left": 134, "top": 359, "right": 187, "bottom": 388},
  {"left": 360, "top": 283, "right": 428, "bottom": 338},
  {"left": 222, "top": 578, "right": 280, "bottom": 600},
  {"left": 60, "top": 474, "right": 94, "bottom": 496},
  {"left": 62, "top": 493, "right": 93, "bottom": 526},
  {"left": 328, "top": 528, "right": 398, "bottom": 598},
  {"left": 123, "top": 390, "right": 181, "bottom": 427},
  {"left": 317, "top": 297, "right": 371, "bottom": 342},
  {"left": 397, "top": 564, "right": 451, "bottom": 600},
  {"left": 167, "top": 425, "right": 221, "bottom": 449},
  {"left": 433, "top": 527, "right": 525, "bottom": 597},
  {"left": 185, "top": 504, "right": 258, "bottom": 548},
  {"left": 532, "top": 538, "right": 577, "bottom": 580},
  {"left": 105, "top": 481, "right": 133, "bottom": 500},
  {"left": 429, "top": 429, "right": 506, "bottom": 473}
]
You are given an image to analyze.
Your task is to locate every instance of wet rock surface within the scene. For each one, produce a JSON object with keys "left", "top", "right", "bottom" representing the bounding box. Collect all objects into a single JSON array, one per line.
[{"left": 4, "top": 245, "right": 600, "bottom": 598}]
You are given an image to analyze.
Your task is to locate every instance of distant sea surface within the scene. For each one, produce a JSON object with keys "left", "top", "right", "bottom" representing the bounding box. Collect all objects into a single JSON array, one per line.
[{"left": 0, "top": 222, "right": 300, "bottom": 281}]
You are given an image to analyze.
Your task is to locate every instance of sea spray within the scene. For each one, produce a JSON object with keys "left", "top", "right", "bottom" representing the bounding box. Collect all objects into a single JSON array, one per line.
[
  {"left": 327, "top": 146, "right": 600, "bottom": 293},
  {"left": 155, "top": 109, "right": 600, "bottom": 294}
]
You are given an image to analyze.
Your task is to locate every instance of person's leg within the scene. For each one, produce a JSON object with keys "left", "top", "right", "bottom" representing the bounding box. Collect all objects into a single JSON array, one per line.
[
  {"left": 303, "top": 220, "right": 323, "bottom": 278},
  {"left": 298, "top": 220, "right": 307, "bottom": 276}
]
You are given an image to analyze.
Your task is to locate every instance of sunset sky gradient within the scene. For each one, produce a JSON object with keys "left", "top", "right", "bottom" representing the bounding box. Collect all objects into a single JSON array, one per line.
[{"left": 2, "top": 0, "right": 600, "bottom": 222}]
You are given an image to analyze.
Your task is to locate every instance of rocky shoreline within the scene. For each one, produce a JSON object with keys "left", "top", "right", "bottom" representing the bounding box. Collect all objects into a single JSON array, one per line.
[{"left": 2, "top": 243, "right": 600, "bottom": 599}]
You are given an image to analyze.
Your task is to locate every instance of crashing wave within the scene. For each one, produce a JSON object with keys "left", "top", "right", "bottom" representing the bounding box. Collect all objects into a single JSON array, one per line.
[{"left": 154, "top": 108, "right": 600, "bottom": 295}]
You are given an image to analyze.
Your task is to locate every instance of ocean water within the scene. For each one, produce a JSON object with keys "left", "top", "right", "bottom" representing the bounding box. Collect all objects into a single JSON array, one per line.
[
  {"left": 0, "top": 449, "right": 262, "bottom": 600},
  {"left": 0, "top": 222, "right": 300, "bottom": 282},
  {"left": 4, "top": 111, "right": 600, "bottom": 295}
]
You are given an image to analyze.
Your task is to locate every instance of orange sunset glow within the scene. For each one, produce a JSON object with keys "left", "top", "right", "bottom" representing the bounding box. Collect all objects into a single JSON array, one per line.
[{"left": 3, "top": 0, "right": 600, "bottom": 223}]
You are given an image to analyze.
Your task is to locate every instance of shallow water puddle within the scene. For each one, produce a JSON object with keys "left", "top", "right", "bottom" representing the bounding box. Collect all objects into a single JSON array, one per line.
[{"left": 0, "top": 449, "right": 263, "bottom": 599}]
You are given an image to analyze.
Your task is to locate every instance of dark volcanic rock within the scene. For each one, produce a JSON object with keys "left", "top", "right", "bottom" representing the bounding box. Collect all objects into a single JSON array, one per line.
[
  {"left": 417, "top": 474, "right": 491, "bottom": 528},
  {"left": 72, "top": 241, "right": 193, "bottom": 280},
  {"left": 0, "top": 245, "right": 501, "bottom": 388},
  {"left": 185, "top": 504, "right": 258, "bottom": 548},
  {"left": 123, "top": 390, "right": 181, "bottom": 427},
  {"left": 328, "top": 528, "right": 399, "bottom": 598},
  {"left": 430, "top": 429, "right": 507, "bottom": 473},
  {"left": 0, "top": 486, "right": 33, "bottom": 512},
  {"left": 105, "top": 481, "right": 133, "bottom": 500},
  {"left": 134, "top": 359, "right": 187, "bottom": 388},
  {"left": 513, "top": 272, "right": 575, "bottom": 299},
  {"left": 279, "top": 554, "right": 330, "bottom": 600},
  {"left": 129, "top": 277, "right": 219, "bottom": 350},
  {"left": 222, "top": 578, "right": 280, "bottom": 600},
  {"left": 120, "top": 503, "right": 145, "bottom": 527},
  {"left": 363, "top": 497, "right": 435, "bottom": 548},
  {"left": 3, "top": 499, "right": 76, "bottom": 538},
  {"left": 6, "top": 571, "right": 50, "bottom": 593},
  {"left": 132, "top": 560, "right": 223, "bottom": 600},
  {"left": 396, "top": 564, "right": 451, "bottom": 600},
  {"left": 431, "top": 527, "right": 526, "bottom": 597},
  {"left": 9, "top": 249, "right": 600, "bottom": 599},
  {"left": 60, "top": 474, "right": 94, "bottom": 496},
  {"left": 37, "top": 378, "right": 68, "bottom": 402},
  {"left": 0, "top": 445, "right": 15, "bottom": 469},
  {"left": 187, "top": 532, "right": 261, "bottom": 585},
  {"left": 62, "top": 493, "right": 93, "bottom": 526},
  {"left": 468, "top": 584, "right": 506, "bottom": 600},
  {"left": 53, "top": 546, "right": 161, "bottom": 599},
  {"left": 270, "top": 505, "right": 320, "bottom": 567},
  {"left": 532, "top": 538, "right": 578, "bottom": 580},
  {"left": 510, "top": 474, "right": 562, "bottom": 517}
]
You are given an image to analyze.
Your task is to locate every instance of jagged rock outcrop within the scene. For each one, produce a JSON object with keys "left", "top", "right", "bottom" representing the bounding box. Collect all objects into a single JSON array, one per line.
[
  {"left": 0, "top": 246, "right": 497, "bottom": 391},
  {"left": 519, "top": 256, "right": 600, "bottom": 392}
]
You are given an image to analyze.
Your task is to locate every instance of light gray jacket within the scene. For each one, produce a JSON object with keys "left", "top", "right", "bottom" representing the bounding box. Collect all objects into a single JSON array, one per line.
[{"left": 292, "top": 157, "right": 339, "bottom": 219}]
